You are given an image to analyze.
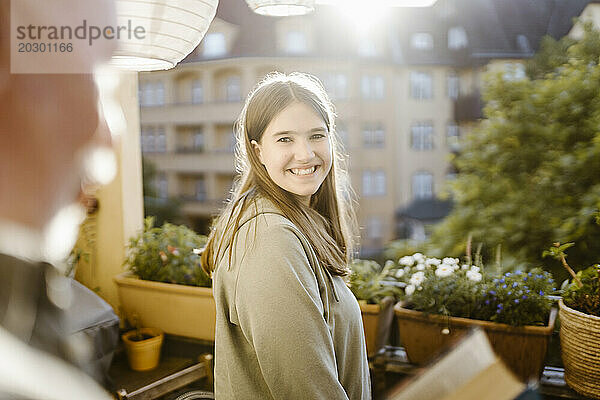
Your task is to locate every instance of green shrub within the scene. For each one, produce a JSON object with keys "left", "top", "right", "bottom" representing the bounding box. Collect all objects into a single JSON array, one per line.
[
  {"left": 348, "top": 259, "right": 402, "bottom": 305},
  {"left": 124, "top": 217, "right": 210, "bottom": 287},
  {"left": 392, "top": 253, "right": 555, "bottom": 326}
]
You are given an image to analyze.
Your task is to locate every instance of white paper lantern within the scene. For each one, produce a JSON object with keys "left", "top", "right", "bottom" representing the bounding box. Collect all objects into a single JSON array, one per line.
[
  {"left": 110, "top": 0, "right": 219, "bottom": 71},
  {"left": 246, "top": 0, "right": 315, "bottom": 16}
]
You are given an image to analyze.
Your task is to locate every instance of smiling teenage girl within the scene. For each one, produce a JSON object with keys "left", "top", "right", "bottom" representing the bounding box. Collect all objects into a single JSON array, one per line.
[{"left": 201, "top": 72, "right": 370, "bottom": 399}]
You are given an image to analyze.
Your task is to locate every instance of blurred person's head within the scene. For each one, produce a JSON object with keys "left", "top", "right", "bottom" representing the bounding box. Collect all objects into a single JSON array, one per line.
[{"left": 0, "top": 0, "right": 114, "bottom": 232}]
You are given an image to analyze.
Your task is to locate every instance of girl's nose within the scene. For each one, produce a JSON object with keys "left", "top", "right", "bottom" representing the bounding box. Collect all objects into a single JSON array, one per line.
[{"left": 294, "top": 139, "right": 315, "bottom": 161}]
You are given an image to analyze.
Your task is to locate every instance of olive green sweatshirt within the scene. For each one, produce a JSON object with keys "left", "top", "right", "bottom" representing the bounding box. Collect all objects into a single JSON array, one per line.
[{"left": 213, "top": 197, "right": 371, "bottom": 399}]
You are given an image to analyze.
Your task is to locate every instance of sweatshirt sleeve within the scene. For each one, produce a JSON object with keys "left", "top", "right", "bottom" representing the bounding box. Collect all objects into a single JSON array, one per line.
[{"left": 234, "top": 222, "right": 350, "bottom": 400}]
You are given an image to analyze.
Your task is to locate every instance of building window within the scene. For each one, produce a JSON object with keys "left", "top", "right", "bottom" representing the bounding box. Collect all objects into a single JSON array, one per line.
[
  {"left": 322, "top": 73, "right": 348, "bottom": 101},
  {"left": 193, "top": 129, "right": 205, "bottom": 152},
  {"left": 141, "top": 126, "right": 166, "bottom": 153},
  {"left": 191, "top": 80, "right": 203, "bottom": 104},
  {"left": 361, "top": 75, "right": 384, "bottom": 100},
  {"left": 446, "top": 123, "right": 459, "bottom": 150},
  {"left": 362, "top": 124, "right": 385, "bottom": 147},
  {"left": 203, "top": 32, "right": 226, "bottom": 58},
  {"left": 366, "top": 217, "right": 383, "bottom": 239},
  {"left": 225, "top": 76, "right": 241, "bottom": 102},
  {"left": 411, "top": 122, "right": 434, "bottom": 150},
  {"left": 447, "top": 73, "right": 459, "bottom": 99},
  {"left": 516, "top": 34, "right": 531, "bottom": 53},
  {"left": 363, "top": 170, "right": 386, "bottom": 196},
  {"left": 140, "top": 82, "right": 165, "bottom": 106},
  {"left": 410, "top": 32, "right": 433, "bottom": 50},
  {"left": 156, "top": 174, "right": 168, "bottom": 199},
  {"left": 448, "top": 26, "right": 468, "bottom": 49},
  {"left": 410, "top": 72, "right": 432, "bottom": 100},
  {"left": 195, "top": 178, "right": 207, "bottom": 201},
  {"left": 412, "top": 171, "right": 433, "bottom": 199},
  {"left": 285, "top": 31, "right": 307, "bottom": 54}
]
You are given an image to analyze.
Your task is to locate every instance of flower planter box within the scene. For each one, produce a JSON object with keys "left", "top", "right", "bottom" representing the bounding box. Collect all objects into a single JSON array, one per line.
[
  {"left": 559, "top": 298, "right": 600, "bottom": 399},
  {"left": 394, "top": 304, "right": 557, "bottom": 382},
  {"left": 114, "top": 272, "right": 215, "bottom": 341},
  {"left": 359, "top": 297, "right": 395, "bottom": 358}
]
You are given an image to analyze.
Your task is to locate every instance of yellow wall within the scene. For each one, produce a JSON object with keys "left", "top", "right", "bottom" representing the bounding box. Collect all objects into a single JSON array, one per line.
[{"left": 75, "top": 70, "right": 144, "bottom": 312}]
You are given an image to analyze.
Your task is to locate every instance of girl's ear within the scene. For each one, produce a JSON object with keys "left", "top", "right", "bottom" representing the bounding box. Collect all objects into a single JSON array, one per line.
[{"left": 251, "top": 140, "right": 264, "bottom": 165}]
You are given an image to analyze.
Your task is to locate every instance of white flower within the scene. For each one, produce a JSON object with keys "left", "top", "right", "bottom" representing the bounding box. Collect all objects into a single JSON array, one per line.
[
  {"left": 470, "top": 266, "right": 480, "bottom": 273},
  {"left": 466, "top": 270, "right": 482, "bottom": 282},
  {"left": 394, "top": 269, "right": 405, "bottom": 278},
  {"left": 412, "top": 252, "right": 425, "bottom": 263},
  {"left": 384, "top": 260, "right": 395, "bottom": 269},
  {"left": 409, "top": 271, "right": 425, "bottom": 286},
  {"left": 404, "top": 266, "right": 411, "bottom": 274},
  {"left": 416, "top": 263, "right": 426, "bottom": 271},
  {"left": 443, "top": 257, "right": 459, "bottom": 265},
  {"left": 461, "top": 264, "right": 470, "bottom": 270},
  {"left": 192, "top": 248, "right": 203, "bottom": 255},
  {"left": 452, "top": 264, "right": 460, "bottom": 270},
  {"left": 435, "top": 264, "right": 454, "bottom": 278},
  {"left": 399, "top": 256, "right": 415, "bottom": 266},
  {"left": 405, "top": 284, "right": 415, "bottom": 296},
  {"left": 426, "top": 257, "right": 441, "bottom": 266}
]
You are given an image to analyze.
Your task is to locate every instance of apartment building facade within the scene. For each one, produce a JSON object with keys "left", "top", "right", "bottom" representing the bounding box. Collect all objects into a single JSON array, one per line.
[{"left": 139, "top": 0, "right": 590, "bottom": 255}]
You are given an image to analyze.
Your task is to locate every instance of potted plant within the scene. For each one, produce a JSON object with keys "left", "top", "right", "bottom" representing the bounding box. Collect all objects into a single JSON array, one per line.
[
  {"left": 544, "top": 242, "right": 600, "bottom": 399},
  {"left": 121, "top": 314, "right": 164, "bottom": 371},
  {"left": 348, "top": 259, "right": 402, "bottom": 357},
  {"left": 392, "top": 251, "right": 557, "bottom": 382},
  {"left": 114, "top": 217, "right": 214, "bottom": 341}
]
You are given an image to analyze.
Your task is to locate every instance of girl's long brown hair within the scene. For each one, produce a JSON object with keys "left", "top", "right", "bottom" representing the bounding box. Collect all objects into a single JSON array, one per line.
[{"left": 202, "top": 72, "right": 358, "bottom": 277}]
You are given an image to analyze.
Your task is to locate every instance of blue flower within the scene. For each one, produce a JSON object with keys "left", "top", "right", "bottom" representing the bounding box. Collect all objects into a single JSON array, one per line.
[
  {"left": 514, "top": 299, "right": 519, "bottom": 304},
  {"left": 485, "top": 300, "right": 490, "bottom": 305},
  {"left": 508, "top": 291, "right": 512, "bottom": 295},
  {"left": 499, "top": 278, "right": 505, "bottom": 283},
  {"left": 505, "top": 272, "right": 512, "bottom": 277},
  {"left": 528, "top": 272, "right": 533, "bottom": 277},
  {"left": 496, "top": 309, "right": 502, "bottom": 314},
  {"left": 512, "top": 282, "right": 518, "bottom": 288},
  {"left": 523, "top": 277, "right": 528, "bottom": 281},
  {"left": 522, "top": 295, "right": 528, "bottom": 299},
  {"left": 539, "top": 290, "right": 544, "bottom": 296},
  {"left": 524, "top": 286, "right": 529, "bottom": 290},
  {"left": 489, "top": 290, "right": 496, "bottom": 295},
  {"left": 502, "top": 284, "right": 507, "bottom": 289},
  {"left": 549, "top": 278, "right": 554, "bottom": 283},
  {"left": 497, "top": 304, "right": 503, "bottom": 309}
]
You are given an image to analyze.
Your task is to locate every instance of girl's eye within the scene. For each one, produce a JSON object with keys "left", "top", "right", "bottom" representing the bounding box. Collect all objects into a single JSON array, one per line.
[
  {"left": 311, "top": 133, "right": 326, "bottom": 140},
  {"left": 277, "top": 137, "right": 292, "bottom": 143}
]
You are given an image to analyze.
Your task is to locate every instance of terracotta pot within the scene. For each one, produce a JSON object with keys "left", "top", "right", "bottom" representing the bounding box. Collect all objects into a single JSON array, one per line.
[
  {"left": 559, "top": 299, "right": 600, "bottom": 399},
  {"left": 394, "top": 304, "right": 557, "bottom": 382},
  {"left": 359, "top": 297, "right": 396, "bottom": 358},
  {"left": 122, "top": 327, "right": 164, "bottom": 371},
  {"left": 114, "top": 272, "right": 215, "bottom": 341}
]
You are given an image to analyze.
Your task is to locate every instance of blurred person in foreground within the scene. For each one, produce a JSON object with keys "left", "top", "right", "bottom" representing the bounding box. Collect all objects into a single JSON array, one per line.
[{"left": 0, "top": 0, "right": 116, "bottom": 398}]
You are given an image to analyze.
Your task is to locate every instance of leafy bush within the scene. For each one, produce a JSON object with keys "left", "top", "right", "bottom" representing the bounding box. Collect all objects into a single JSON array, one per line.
[
  {"left": 562, "top": 265, "right": 600, "bottom": 317},
  {"left": 544, "top": 241, "right": 600, "bottom": 317},
  {"left": 392, "top": 253, "right": 555, "bottom": 326},
  {"left": 348, "top": 259, "right": 402, "bottom": 305},
  {"left": 124, "top": 217, "right": 210, "bottom": 287},
  {"left": 477, "top": 269, "right": 554, "bottom": 326}
]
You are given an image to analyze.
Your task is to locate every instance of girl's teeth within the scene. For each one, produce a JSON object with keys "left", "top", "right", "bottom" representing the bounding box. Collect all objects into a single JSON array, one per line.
[{"left": 291, "top": 166, "right": 316, "bottom": 175}]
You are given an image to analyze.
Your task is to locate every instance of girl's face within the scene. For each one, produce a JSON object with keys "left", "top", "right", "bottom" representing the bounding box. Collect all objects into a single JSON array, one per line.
[{"left": 252, "top": 101, "right": 332, "bottom": 206}]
